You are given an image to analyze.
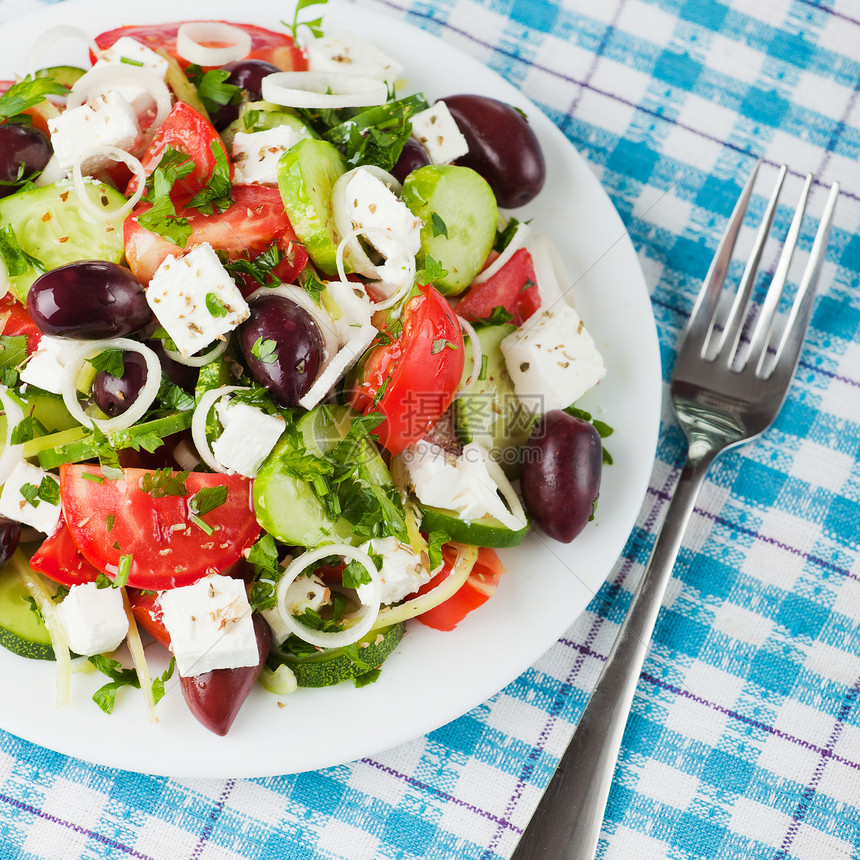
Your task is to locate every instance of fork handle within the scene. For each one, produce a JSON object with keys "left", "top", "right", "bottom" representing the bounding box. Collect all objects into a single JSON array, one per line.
[{"left": 511, "top": 453, "right": 713, "bottom": 860}]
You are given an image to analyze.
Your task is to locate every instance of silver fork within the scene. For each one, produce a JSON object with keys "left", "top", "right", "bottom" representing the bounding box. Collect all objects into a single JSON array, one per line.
[{"left": 511, "top": 162, "right": 840, "bottom": 860}]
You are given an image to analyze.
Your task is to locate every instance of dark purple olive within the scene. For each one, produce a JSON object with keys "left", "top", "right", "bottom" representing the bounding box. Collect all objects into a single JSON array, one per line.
[
  {"left": 91, "top": 351, "right": 147, "bottom": 418},
  {"left": 391, "top": 138, "right": 431, "bottom": 184},
  {"left": 239, "top": 295, "right": 325, "bottom": 406},
  {"left": 0, "top": 517, "right": 21, "bottom": 569},
  {"left": 0, "top": 123, "right": 53, "bottom": 199},
  {"left": 179, "top": 614, "right": 271, "bottom": 736},
  {"left": 520, "top": 410, "right": 602, "bottom": 543},
  {"left": 443, "top": 94, "right": 546, "bottom": 208},
  {"left": 210, "top": 59, "right": 281, "bottom": 130},
  {"left": 27, "top": 261, "right": 151, "bottom": 339},
  {"left": 144, "top": 337, "right": 197, "bottom": 391}
]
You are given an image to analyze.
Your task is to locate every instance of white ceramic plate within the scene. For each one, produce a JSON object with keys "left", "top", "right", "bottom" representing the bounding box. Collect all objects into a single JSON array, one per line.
[{"left": 0, "top": 0, "right": 661, "bottom": 777}]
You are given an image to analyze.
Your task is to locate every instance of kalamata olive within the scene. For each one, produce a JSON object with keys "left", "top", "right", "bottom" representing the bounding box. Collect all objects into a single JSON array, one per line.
[
  {"left": 91, "top": 351, "right": 147, "bottom": 418},
  {"left": 0, "top": 517, "right": 21, "bottom": 569},
  {"left": 27, "top": 261, "right": 151, "bottom": 339},
  {"left": 443, "top": 94, "right": 546, "bottom": 208},
  {"left": 210, "top": 59, "right": 281, "bottom": 130},
  {"left": 391, "top": 137, "right": 431, "bottom": 184},
  {"left": 520, "top": 410, "right": 602, "bottom": 543},
  {"left": 239, "top": 295, "right": 325, "bottom": 406},
  {"left": 179, "top": 614, "right": 271, "bottom": 735},
  {"left": 0, "top": 123, "right": 53, "bottom": 199}
]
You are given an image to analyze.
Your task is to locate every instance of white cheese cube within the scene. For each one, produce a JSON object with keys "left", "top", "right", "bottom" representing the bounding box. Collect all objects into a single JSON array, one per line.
[
  {"left": 57, "top": 583, "right": 129, "bottom": 657},
  {"left": 211, "top": 400, "right": 285, "bottom": 478},
  {"left": 411, "top": 101, "right": 469, "bottom": 164},
  {"left": 48, "top": 90, "right": 140, "bottom": 173},
  {"left": 158, "top": 574, "right": 259, "bottom": 677},
  {"left": 93, "top": 36, "right": 170, "bottom": 78},
  {"left": 345, "top": 167, "right": 423, "bottom": 282},
  {"left": 321, "top": 280, "right": 374, "bottom": 345},
  {"left": 146, "top": 243, "right": 250, "bottom": 358},
  {"left": 502, "top": 305, "right": 606, "bottom": 413},
  {"left": 357, "top": 536, "right": 430, "bottom": 605},
  {"left": 401, "top": 440, "right": 525, "bottom": 529},
  {"left": 232, "top": 126, "right": 303, "bottom": 186},
  {"left": 20, "top": 335, "right": 80, "bottom": 395},
  {"left": 281, "top": 572, "right": 330, "bottom": 618},
  {"left": 0, "top": 460, "right": 61, "bottom": 535},
  {"left": 306, "top": 33, "right": 404, "bottom": 84}
]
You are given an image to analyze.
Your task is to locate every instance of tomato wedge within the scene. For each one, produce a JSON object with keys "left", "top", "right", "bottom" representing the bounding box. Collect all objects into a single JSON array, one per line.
[
  {"left": 60, "top": 465, "right": 260, "bottom": 590},
  {"left": 124, "top": 185, "right": 303, "bottom": 284},
  {"left": 456, "top": 247, "right": 541, "bottom": 327},
  {"left": 94, "top": 21, "right": 307, "bottom": 72},
  {"left": 0, "top": 293, "right": 42, "bottom": 355},
  {"left": 350, "top": 284, "right": 465, "bottom": 455},
  {"left": 29, "top": 517, "right": 101, "bottom": 587},
  {"left": 414, "top": 546, "right": 505, "bottom": 631}
]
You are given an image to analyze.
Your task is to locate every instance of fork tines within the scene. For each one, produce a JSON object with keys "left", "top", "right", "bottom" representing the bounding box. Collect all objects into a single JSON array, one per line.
[{"left": 688, "top": 161, "right": 840, "bottom": 379}]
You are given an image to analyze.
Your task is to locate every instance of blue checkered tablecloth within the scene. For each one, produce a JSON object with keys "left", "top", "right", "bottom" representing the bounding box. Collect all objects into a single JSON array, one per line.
[{"left": 1, "top": 0, "right": 859, "bottom": 857}]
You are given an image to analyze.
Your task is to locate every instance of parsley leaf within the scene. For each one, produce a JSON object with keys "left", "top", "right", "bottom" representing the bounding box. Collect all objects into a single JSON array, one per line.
[
  {"left": 186, "top": 140, "right": 233, "bottom": 214},
  {"left": 185, "top": 65, "right": 242, "bottom": 115},
  {"left": 224, "top": 243, "right": 285, "bottom": 288},
  {"left": 288, "top": 0, "right": 327, "bottom": 42},
  {"left": 37, "top": 476, "right": 60, "bottom": 506},
  {"left": 471, "top": 305, "right": 514, "bottom": 327},
  {"left": 342, "top": 558, "right": 373, "bottom": 589},
  {"left": 156, "top": 373, "right": 195, "bottom": 412},
  {"left": 88, "top": 655, "right": 140, "bottom": 715},
  {"left": 138, "top": 146, "right": 194, "bottom": 246},
  {"left": 0, "top": 77, "right": 66, "bottom": 122},
  {"left": 89, "top": 349, "right": 125, "bottom": 379},
  {"left": 151, "top": 657, "right": 175, "bottom": 705},
  {"left": 0, "top": 224, "right": 46, "bottom": 277},
  {"left": 139, "top": 468, "right": 189, "bottom": 498},
  {"left": 91, "top": 426, "right": 123, "bottom": 481},
  {"left": 206, "top": 292, "right": 229, "bottom": 318},
  {"left": 431, "top": 212, "right": 448, "bottom": 238},
  {"left": 247, "top": 533, "right": 284, "bottom": 612},
  {"left": 251, "top": 337, "right": 278, "bottom": 364},
  {"left": 9, "top": 413, "right": 47, "bottom": 445},
  {"left": 190, "top": 485, "right": 228, "bottom": 516},
  {"left": 115, "top": 553, "right": 133, "bottom": 588}
]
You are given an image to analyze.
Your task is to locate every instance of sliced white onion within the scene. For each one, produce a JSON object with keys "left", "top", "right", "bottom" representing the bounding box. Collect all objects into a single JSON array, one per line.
[
  {"left": 473, "top": 220, "right": 531, "bottom": 285},
  {"left": 67, "top": 65, "right": 171, "bottom": 137},
  {"left": 372, "top": 543, "right": 478, "bottom": 629},
  {"left": 24, "top": 25, "right": 99, "bottom": 80},
  {"left": 72, "top": 146, "right": 145, "bottom": 220},
  {"left": 190, "top": 385, "right": 246, "bottom": 474},
  {"left": 0, "top": 385, "right": 25, "bottom": 485},
  {"left": 531, "top": 232, "right": 567, "bottom": 309},
  {"left": 298, "top": 323, "right": 377, "bottom": 411},
  {"left": 163, "top": 334, "right": 230, "bottom": 368},
  {"left": 275, "top": 544, "right": 381, "bottom": 649},
  {"left": 483, "top": 450, "right": 528, "bottom": 531},
  {"left": 456, "top": 315, "right": 482, "bottom": 397},
  {"left": 247, "top": 285, "right": 339, "bottom": 363},
  {"left": 172, "top": 436, "right": 202, "bottom": 471},
  {"left": 262, "top": 71, "right": 388, "bottom": 109},
  {"left": 33, "top": 155, "right": 66, "bottom": 188},
  {"left": 60, "top": 338, "right": 162, "bottom": 432},
  {"left": 176, "top": 22, "right": 252, "bottom": 67}
]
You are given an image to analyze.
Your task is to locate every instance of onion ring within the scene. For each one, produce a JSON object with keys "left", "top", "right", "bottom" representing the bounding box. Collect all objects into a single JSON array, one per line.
[
  {"left": 176, "top": 22, "right": 252, "bottom": 67},
  {"left": 261, "top": 71, "right": 387, "bottom": 109}
]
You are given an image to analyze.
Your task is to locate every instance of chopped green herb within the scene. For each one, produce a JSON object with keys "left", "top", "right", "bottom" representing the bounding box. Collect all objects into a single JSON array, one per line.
[
  {"left": 89, "top": 349, "right": 125, "bottom": 379},
  {"left": 82, "top": 472, "right": 106, "bottom": 484},
  {"left": 0, "top": 224, "right": 46, "bottom": 277},
  {"left": 0, "top": 77, "right": 66, "bottom": 122},
  {"left": 88, "top": 654, "right": 140, "bottom": 715},
  {"left": 151, "top": 657, "right": 175, "bottom": 705},
  {"left": 115, "top": 554, "right": 133, "bottom": 588},
  {"left": 288, "top": 0, "right": 327, "bottom": 43},
  {"left": 190, "top": 485, "right": 228, "bottom": 516},
  {"left": 9, "top": 413, "right": 47, "bottom": 445},
  {"left": 431, "top": 212, "right": 448, "bottom": 238},
  {"left": 205, "top": 292, "right": 229, "bottom": 318},
  {"left": 105, "top": 514, "right": 116, "bottom": 532},
  {"left": 251, "top": 337, "right": 278, "bottom": 364},
  {"left": 431, "top": 338, "right": 458, "bottom": 355},
  {"left": 139, "top": 468, "right": 189, "bottom": 498}
]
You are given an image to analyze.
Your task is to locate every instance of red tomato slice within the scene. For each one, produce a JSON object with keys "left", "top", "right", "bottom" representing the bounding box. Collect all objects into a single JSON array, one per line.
[
  {"left": 456, "top": 248, "right": 541, "bottom": 327},
  {"left": 60, "top": 465, "right": 260, "bottom": 590},
  {"left": 29, "top": 517, "right": 101, "bottom": 587},
  {"left": 94, "top": 21, "right": 307, "bottom": 72},
  {"left": 126, "top": 589, "right": 171, "bottom": 649},
  {"left": 126, "top": 101, "right": 231, "bottom": 206},
  {"left": 414, "top": 546, "right": 505, "bottom": 631},
  {"left": 350, "top": 284, "right": 465, "bottom": 455},
  {"left": 0, "top": 293, "right": 41, "bottom": 355},
  {"left": 124, "top": 185, "right": 300, "bottom": 284}
]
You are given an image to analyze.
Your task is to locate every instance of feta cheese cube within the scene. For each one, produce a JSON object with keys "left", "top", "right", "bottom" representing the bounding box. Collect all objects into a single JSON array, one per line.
[
  {"left": 357, "top": 536, "right": 431, "bottom": 605},
  {"left": 401, "top": 440, "right": 525, "bottom": 529},
  {"left": 322, "top": 280, "right": 374, "bottom": 345},
  {"left": 306, "top": 33, "right": 404, "bottom": 84},
  {"left": 0, "top": 460, "right": 62, "bottom": 535},
  {"left": 47, "top": 90, "right": 140, "bottom": 173},
  {"left": 232, "top": 126, "right": 304, "bottom": 186},
  {"left": 281, "top": 572, "right": 330, "bottom": 617},
  {"left": 57, "top": 583, "right": 129, "bottom": 657},
  {"left": 93, "top": 36, "right": 170, "bottom": 78},
  {"left": 411, "top": 101, "right": 469, "bottom": 164},
  {"left": 345, "top": 167, "right": 423, "bottom": 282},
  {"left": 20, "top": 335, "right": 80, "bottom": 395},
  {"left": 211, "top": 399, "right": 285, "bottom": 478},
  {"left": 158, "top": 574, "right": 259, "bottom": 677},
  {"left": 146, "top": 243, "right": 250, "bottom": 358},
  {"left": 502, "top": 305, "right": 606, "bottom": 413}
]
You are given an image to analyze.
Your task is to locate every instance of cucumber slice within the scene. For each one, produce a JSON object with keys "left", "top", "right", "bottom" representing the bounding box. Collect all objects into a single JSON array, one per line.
[
  {"left": 419, "top": 504, "right": 529, "bottom": 548},
  {"left": 273, "top": 622, "right": 405, "bottom": 687},
  {"left": 456, "top": 324, "right": 536, "bottom": 477},
  {"left": 276, "top": 138, "right": 346, "bottom": 275},
  {"left": 0, "top": 564, "right": 54, "bottom": 661},
  {"left": 0, "top": 179, "right": 127, "bottom": 302},
  {"left": 22, "top": 390, "right": 79, "bottom": 434},
  {"left": 35, "top": 65, "right": 87, "bottom": 89},
  {"left": 401, "top": 165, "right": 498, "bottom": 296},
  {"left": 35, "top": 411, "right": 193, "bottom": 469}
]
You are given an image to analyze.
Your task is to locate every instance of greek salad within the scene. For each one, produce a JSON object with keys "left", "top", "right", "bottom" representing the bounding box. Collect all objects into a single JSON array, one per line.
[{"left": 0, "top": 7, "right": 609, "bottom": 736}]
